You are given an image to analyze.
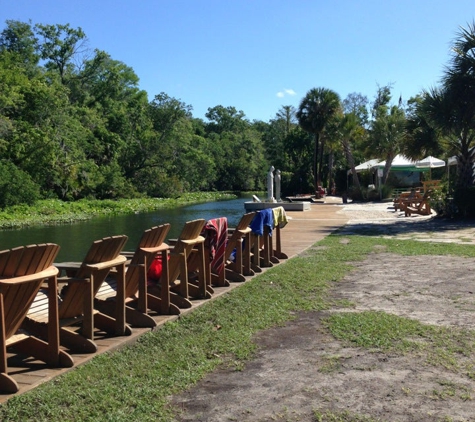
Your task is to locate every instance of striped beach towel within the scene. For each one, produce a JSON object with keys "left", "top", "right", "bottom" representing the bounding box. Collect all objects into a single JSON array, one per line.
[{"left": 203, "top": 217, "right": 228, "bottom": 276}]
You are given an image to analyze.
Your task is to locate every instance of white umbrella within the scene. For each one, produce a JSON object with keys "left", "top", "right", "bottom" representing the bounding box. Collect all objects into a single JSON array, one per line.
[{"left": 415, "top": 156, "right": 445, "bottom": 180}]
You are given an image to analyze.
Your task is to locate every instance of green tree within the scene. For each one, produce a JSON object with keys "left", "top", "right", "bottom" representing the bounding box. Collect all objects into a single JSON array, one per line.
[
  {"left": 410, "top": 23, "right": 475, "bottom": 190},
  {"left": 367, "top": 85, "right": 406, "bottom": 184},
  {"left": 0, "top": 161, "right": 40, "bottom": 207},
  {"left": 257, "top": 106, "right": 297, "bottom": 171},
  {"left": 296, "top": 87, "right": 341, "bottom": 190},
  {"left": 338, "top": 112, "right": 365, "bottom": 193},
  {"left": 0, "top": 20, "right": 39, "bottom": 70},
  {"left": 35, "top": 23, "right": 87, "bottom": 84},
  {"left": 341, "top": 93, "right": 369, "bottom": 193},
  {"left": 282, "top": 126, "right": 314, "bottom": 194},
  {"left": 205, "top": 105, "right": 267, "bottom": 190}
]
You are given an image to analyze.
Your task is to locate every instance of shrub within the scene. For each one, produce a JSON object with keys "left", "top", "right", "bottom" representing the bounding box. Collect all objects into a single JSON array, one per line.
[
  {"left": 0, "top": 162, "right": 40, "bottom": 208},
  {"left": 453, "top": 186, "right": 475, "bottom": 218}
]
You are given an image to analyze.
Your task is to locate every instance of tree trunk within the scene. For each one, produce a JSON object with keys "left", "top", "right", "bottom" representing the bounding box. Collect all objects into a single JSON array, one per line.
[
  {"left": 328, "top": 150, "right": 334, "bottom": 194},
  {"left": 343, "top": 140, "right": 361, "bottom": 192},
  {"left": 455, "top": 136, "right": 475, "bottom": 189},
  {"left": 318, "top": 136, "right": 325, "bottom": 187},
  {"left": 313, "top": 133, "right": 319, "bottom": 191},
  {"left": 382, "top": 153, "right": 395, "bottom": 185}
]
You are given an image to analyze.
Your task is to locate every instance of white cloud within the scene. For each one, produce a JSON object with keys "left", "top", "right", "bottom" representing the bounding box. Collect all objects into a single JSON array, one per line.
[{"left": 276, "top": 88, "right": 296, "bottom": 98}]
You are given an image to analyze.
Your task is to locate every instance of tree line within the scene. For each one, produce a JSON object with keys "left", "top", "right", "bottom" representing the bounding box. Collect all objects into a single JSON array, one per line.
[{"left": 1, "top": 20, "right": 474, "bottom": 216}]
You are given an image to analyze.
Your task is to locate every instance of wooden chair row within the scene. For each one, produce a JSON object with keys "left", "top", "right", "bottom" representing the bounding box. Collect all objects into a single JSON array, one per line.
[{"left": 0, "top": 209, "right": 289, "bottom": 394}]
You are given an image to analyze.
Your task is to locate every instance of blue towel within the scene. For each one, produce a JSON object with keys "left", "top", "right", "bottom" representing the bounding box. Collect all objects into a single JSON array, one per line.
[{"left": 250, "top": 209, "right": 274, "bottom": 236}]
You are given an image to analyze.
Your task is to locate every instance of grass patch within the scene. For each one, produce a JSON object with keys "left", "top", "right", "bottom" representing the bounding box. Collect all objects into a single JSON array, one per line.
[
  {"left": 0, "top": 234, "right": 474, "bottom": 420},
  {"left": 313, "top": 409, "right": 378, "bottom": 421},
  {"left": 0, "top": 192, "right": 237, "bottom": 229},
  {"left": 323, "top": 311, "right": 475, "bottom": 372}
]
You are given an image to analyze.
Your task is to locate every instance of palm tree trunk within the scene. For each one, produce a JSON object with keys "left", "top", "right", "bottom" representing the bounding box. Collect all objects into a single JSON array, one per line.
[
  {"left": 343, "top": 140, "right": 361, "bottom": 192},
  {"left": 328, "top": 150, "right": 334, "bottom": 194},
  {"left": 314, "top": 133, "right": 319, "bottom": 191},
  {"left": 318, "top": 136, "right": 325, "bottom": 187}
]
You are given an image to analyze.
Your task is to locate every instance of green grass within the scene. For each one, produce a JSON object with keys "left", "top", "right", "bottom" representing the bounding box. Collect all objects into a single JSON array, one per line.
[
  {"left": 313, "top": 409, "right": 379, "bottom": 422},
  {"left": 1, "top": 235, "right": 475, "bottom": 421},
  {"left": 323, "top": 311, "right": 475, "bottom": 371},
  {"left": 0, "top": 192, "right": 237, "bottom": 229}
]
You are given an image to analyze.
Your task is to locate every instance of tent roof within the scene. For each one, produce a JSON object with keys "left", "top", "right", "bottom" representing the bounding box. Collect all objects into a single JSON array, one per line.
[
  {"left": 375, "top": 154, "right": 427, "bottom": 172},
  {"left": 415, "top": 156, "right": 445, "bottom": 168},
  {"left": 347, "top": 159, "right": 381, "bottom": 175}
]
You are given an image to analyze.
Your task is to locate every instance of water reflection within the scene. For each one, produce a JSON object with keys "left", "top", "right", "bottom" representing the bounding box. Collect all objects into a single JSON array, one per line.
[{"left": 0, "top": 195, "right": 253, "bottom": 262}]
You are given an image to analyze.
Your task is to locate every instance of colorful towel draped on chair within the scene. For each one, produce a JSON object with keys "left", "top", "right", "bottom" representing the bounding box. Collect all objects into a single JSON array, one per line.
[
  {"left": 272, "top": 206, "right": 288, "bottom": 229},
  {"left": 203, "top": 217, "right": 228, "bottom": 275},
  {"left": 250, "top": 208, "right": 274, "bottom": 236}
]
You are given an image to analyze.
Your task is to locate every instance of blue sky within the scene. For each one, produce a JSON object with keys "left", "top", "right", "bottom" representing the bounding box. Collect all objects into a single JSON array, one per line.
[{"left": 2, "top": 1, "right": 475, "bottom": 122}]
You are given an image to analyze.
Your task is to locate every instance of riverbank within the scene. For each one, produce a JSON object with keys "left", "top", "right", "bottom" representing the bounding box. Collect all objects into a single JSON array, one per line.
[{"left": 0, "top": 192, "right": 237, "bottom": 229}]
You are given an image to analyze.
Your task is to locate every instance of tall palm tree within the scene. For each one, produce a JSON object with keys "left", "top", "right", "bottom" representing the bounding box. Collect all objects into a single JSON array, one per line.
[
  {"left": 296, "top": 88, "right": 341, "bottom": 190},
  {"left": 426, "top": 22, "right": 475, "bottom": 189},
  {"left": 276, "top": 105, "right": 296, "bottom": 137},
  {"left": 370, "top": 104, "right": 407, "bottom": 184},
  {"left": 339, "top": 112, "right": 365, "bottom": 193}
]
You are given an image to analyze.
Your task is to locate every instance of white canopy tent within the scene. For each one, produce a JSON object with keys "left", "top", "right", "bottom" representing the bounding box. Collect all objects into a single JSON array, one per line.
[
  {"left": 415, "top": 156, "right": 446, "bottom": 180},
  {"left": 415, "top": 156, "right": 446, "bottom": 169},
  {"left": 346, "top": 159, "right": 380, "bottom": 176},
  {"left": 374, "top": 154, "right": 425, "bottom": 171}
]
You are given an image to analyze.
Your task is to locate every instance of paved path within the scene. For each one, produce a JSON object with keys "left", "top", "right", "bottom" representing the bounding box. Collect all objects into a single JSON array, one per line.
[{"left": 0, "top": 200, "right": 350, "bottom": 403}]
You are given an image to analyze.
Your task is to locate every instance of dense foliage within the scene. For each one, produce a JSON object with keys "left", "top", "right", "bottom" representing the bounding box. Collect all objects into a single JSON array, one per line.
[
  {"left": 0, "top": 21, "right": 276, "bottom": 203},
  {"left": 1, "top": 19, "right": 475, "bottom": 216}
]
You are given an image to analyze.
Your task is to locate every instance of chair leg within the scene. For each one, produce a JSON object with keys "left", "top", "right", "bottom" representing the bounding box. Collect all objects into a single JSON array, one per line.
[
  {"left": 95, "top": 299, "right": 157, "bottom": 328},
  {"left": 12, "top": 336, "right": 74, "bottom": 368},
  {"left": 146, "top": 293, "right": 181, "bottom": 315},
  {"left": 22, "top": 317, "right": 97, "bottom": 354}
]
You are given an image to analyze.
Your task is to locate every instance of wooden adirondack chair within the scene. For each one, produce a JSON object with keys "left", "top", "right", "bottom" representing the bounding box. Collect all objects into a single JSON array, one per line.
[
  {"left": 225, "top": 212, "right": 256, "bottom": 282},
  {"left": 271, "top": 206, "right": 289, "bottom": 261},
  {"left": 402, "top": 189, "right": 433, "bottom": 217},
  {"left": 95, "top": 224, "right": 179, "bottom": 326},
  {"left": 187, "top": 217, "right": 229, "bottom": 288},
  {"left": 150, "top": 219, "right": 208, "bottom": 309},
  {"left": 248, "top": 207, "right": 289, "bottom": 271},
  {"left": 25, "top": 236, "right": 128, "bottom": 353},
  {"left": 393, "top": 189, "right": 422, "bottom": 211},
  {"left": 0, "top": 243, "right": 73, "bottom": 394},
  {"left": 249, "top": 209, "right": 275, "bottom": 271}
]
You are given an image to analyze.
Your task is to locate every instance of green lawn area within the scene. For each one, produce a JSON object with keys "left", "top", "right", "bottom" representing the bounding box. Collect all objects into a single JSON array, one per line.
[
  {"left": 1, "top": 234, "right": 475, "bottom": 421},
  {"left": 0, "top": 192, "right": 237, "bottom": 229}
]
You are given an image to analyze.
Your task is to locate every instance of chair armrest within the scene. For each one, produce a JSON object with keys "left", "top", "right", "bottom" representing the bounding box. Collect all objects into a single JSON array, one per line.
[{"left": 0, "top": 266, "right": 58, "bottom": 285}]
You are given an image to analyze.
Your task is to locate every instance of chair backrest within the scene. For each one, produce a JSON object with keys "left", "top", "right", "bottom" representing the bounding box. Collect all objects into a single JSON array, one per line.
[
  {"left": 59, "top": 235, "right": 128, "bottom": 319},
  {"left": 125, "top": 224, "right": 171, "bottom": 298},
  {"left": 178, "top": 219, "right": 206, "bottom": 242},
  {"left": 225, "top": 212, "right": 256, "bottom": 258},
  {"left": 250, "top": 209, "right": 274, "bottom": 236},
  {"left": 416, "top": 189, "right": 432, "bottom": 209},
  {"left": 167, "top": 219, "right": 206, "bottom": 282},
  {"left": 0, "top": 244, "right": 60, "bottom": 339},
  {"left": 235, "top": 212, "right": 256, "bottom": 232},
  {"left": 75, "top": 236, "right": 128, "bottom": 278}
]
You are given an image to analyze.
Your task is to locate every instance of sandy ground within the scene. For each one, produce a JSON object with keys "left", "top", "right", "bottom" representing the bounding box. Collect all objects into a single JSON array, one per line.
[{"left": 171, "top": 203, "right": 475, "bottom": 421}]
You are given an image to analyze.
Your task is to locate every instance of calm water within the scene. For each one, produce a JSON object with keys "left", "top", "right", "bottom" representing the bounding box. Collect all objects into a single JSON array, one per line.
[{"left": 0, "top": 195, "right": 253, "bottom": 262}]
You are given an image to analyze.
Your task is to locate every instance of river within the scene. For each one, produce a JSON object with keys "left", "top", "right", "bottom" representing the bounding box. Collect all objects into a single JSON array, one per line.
[{"left": 0, "top": 195, "right": 254, "bottom": 262}]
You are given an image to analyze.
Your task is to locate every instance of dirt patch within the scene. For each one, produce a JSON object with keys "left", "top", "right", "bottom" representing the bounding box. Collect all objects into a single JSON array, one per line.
[{"left": 171, "top": 252, "right": 475, "bottom": 421}]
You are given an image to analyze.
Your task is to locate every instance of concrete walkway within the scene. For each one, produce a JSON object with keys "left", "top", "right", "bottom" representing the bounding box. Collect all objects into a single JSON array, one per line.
[{"left": 0, "top": 199, "right": 349, "bottom": 403}]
